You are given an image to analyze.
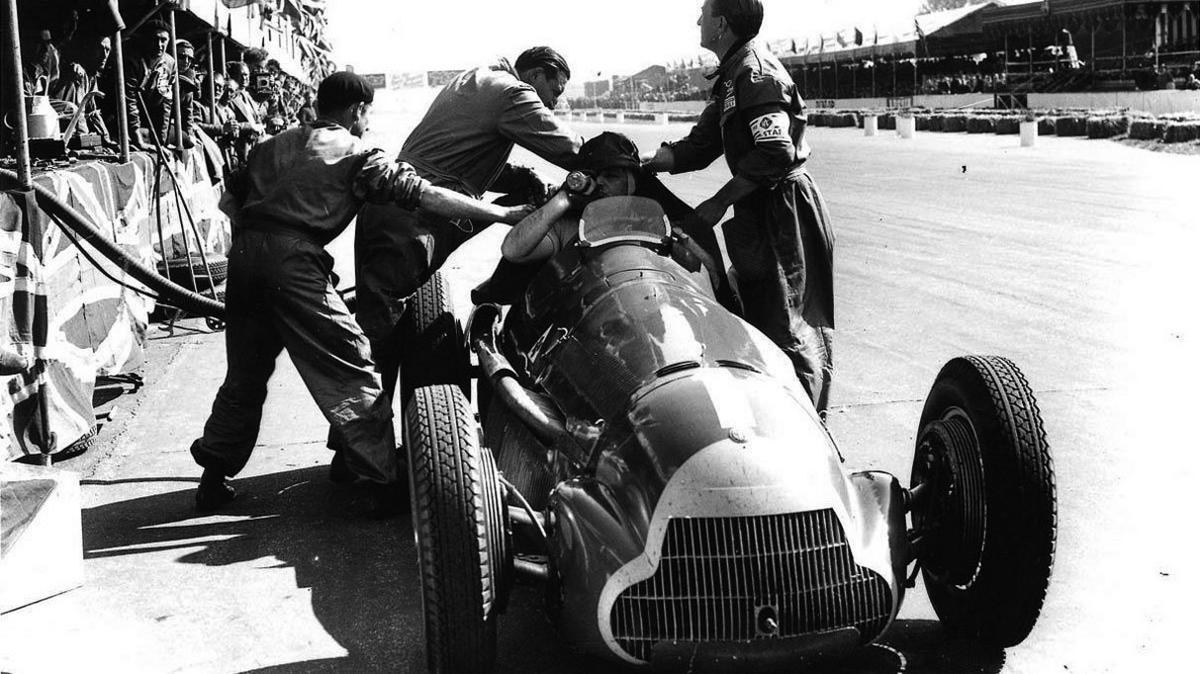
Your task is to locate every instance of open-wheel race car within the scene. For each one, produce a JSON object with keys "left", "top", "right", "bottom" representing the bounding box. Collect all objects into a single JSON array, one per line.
[{"left": 400, "top": 196, "right": 1057, "bottom": 672}]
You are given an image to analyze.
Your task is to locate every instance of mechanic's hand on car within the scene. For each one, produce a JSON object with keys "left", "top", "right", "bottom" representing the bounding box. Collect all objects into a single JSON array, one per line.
[
  {"left": 640, "top": 146, "right": 675, "bottom": 174},
  {"left": 691, "top": 197, "right": 729, "bottom": 229}
]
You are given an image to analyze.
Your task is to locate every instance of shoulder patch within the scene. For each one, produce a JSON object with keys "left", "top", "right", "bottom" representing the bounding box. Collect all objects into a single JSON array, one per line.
[
  {"left": 722, "top": 81, "right": 736, "bottom": 114},
  {"left": 749, "top": 112, "right": 789, "bottom": 143}
]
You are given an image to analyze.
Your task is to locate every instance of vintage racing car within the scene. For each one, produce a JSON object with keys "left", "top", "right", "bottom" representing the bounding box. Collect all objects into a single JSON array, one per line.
[{"left": 400, "top": 196, "right": 1057, "bottom": 672}]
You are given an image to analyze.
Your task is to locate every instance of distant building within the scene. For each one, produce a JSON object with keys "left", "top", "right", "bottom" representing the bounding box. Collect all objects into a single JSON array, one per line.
[{"left": 584, "top": 79, "right": 611, "bottom": 98}]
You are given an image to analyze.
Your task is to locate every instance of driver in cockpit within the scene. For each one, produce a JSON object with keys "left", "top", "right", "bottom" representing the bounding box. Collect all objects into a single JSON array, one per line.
[{"left": 500, "top": 132, "right": 719, "bottom": 289}]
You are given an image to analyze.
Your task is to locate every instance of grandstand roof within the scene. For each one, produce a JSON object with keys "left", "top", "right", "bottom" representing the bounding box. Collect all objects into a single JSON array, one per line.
[
  {"left": 981, "top": 0, "right": 1194, "bottom": 33},
  {"left": 780, "top": 2, "right": 1002, "bottom": 65}
]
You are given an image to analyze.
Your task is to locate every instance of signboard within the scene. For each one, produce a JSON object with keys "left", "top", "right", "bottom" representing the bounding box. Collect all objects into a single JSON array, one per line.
[
  {"left": 390, "top": 72, "right": 427, "bottom": 89},
  {"left": 427, "top": 70, "right": 465, "bottom": 88},
  {"left": 361, "top": 73, "right": 387, "bottom": 89},
  {"left": 812, "top": 99, "right": 836, "bottom": 109},
  {"left": 886, "top": 96, "right": 914, "bottom": 109}
]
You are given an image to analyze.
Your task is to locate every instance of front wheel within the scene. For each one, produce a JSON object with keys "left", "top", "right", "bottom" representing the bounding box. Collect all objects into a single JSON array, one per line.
[
  {"left": 407, "top": 384, "right": 508, "bottom": 674},
  {"left": 910, "top": 355, "right": 1056, "bottom": 647}
]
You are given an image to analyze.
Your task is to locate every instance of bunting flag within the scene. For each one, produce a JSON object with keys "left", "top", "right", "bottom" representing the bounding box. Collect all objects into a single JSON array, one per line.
[{"left": 2, "top": 149, "right": 229, "bottom": 460}]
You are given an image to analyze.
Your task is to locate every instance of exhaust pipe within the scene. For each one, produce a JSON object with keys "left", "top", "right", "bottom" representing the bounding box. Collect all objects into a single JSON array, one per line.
[{"left": 469, "top": 304, "right": 570, "bottom": 447}]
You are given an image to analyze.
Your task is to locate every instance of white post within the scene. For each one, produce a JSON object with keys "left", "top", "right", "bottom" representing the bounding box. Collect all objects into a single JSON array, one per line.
[
  {"left": 864, "top": 114, "right": 878, "bottom": 136},
  {"left": 615, "top": 111, "right": 625, "bottom": 124},
  {"left": 656, "top": 112, "right": 669, "bottom": 125},
  {"left": 897, "top": 115, "right": 916, "bottom": 139},
  {"left": 1020, "top": 119, "right": 1038, "bottom": 147}
]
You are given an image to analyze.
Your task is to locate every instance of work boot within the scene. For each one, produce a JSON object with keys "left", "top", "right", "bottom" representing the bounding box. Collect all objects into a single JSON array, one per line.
[
  {"left": 195, "top": 468, "right": 237, "bottom": 513},
  {"left": 328, "top": 451, "right": 355, "bottom": 484},
  {"left": 366, "top": 480, "right": 409, "bottom": 519}
]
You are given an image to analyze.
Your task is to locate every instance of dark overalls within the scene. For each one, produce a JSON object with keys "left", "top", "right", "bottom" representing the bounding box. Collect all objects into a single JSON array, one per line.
[
  {"left": 192, "top": 122, "right": 425, "bottom": 484},
  {"left": 667, "top": 40, "right": 835, "bottom": 413},
  {"left": 353, "top": 58, "right": 581, "bottom": 396}
]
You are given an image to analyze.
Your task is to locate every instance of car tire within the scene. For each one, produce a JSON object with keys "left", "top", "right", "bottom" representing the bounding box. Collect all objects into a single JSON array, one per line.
[
  {"left": 158, "top": 254, "right": 228, "bottom": 290},
  {"left": 400, "top": 272, "right": 469, "bottom": 408},
  {"left": 911, "top": 355, "right": 1056, "bottom": 647},
  {"left": 407, "top": 384, "right": 506, "bottom": 674}
]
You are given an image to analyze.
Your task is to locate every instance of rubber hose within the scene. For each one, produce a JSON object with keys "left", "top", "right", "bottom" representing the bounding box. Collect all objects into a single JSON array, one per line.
[{"left": 1, "top": 168, "right": 225, "bottom": 318}]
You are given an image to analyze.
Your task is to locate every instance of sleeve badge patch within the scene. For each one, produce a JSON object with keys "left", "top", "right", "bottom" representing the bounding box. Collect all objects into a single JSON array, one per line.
[{"left": 749, "top": 112, "right": 789, "bottom": 142}]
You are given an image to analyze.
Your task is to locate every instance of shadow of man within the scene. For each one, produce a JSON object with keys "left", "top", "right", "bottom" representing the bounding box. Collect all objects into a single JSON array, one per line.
[{"left": 82, "top": 466, "right": 422, "bottom": 672}]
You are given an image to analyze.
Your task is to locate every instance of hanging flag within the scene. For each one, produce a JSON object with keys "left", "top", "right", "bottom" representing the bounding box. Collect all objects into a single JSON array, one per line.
[
  {"left": 818, "top": 34, "right": 825, "bottom": 55},
  {"left": 873, "top": 26, "right": 879, "bottom": 46},
  {"left": 791, "top": 39, "right": 797, "bottom": 54},
  {"left": 914, "top": 18, "right": 926, "bottom": 41},
  {"left": 836, "top": 30, "right": 848, "bottom": 48},
  {"left": 854, "top": 28, "right": 864, "bottom": 46}
]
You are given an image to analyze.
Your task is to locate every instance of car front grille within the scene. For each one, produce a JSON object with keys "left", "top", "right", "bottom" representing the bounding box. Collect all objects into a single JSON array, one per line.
[{"left": 610, "top": 509, "right": 893, "bottom": 662}]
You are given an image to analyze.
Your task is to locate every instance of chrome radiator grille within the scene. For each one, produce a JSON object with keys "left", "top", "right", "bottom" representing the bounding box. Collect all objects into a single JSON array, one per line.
[{"left": 610, "top": 509, "right": 893, "bottom": 662}]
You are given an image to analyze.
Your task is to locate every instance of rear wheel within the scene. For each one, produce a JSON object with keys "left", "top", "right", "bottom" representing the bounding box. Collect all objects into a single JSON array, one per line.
[
  {"left": 911, "top": 355, "right": 1056, "bottom": 647},
  {"left": 407, "top": 384, "right": 507, "bottom": 674},
  {"left": 400, "top": 272, "right": 469, "bottom": 407}
]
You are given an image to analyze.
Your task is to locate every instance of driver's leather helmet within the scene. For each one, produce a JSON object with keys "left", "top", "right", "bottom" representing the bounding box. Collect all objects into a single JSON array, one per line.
[{"left": 579, "top": 132, "right": 640, "bottom": 172}]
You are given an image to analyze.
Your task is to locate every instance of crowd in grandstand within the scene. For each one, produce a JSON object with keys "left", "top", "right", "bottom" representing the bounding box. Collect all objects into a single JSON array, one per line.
[{"left": 14, "top": 10, "right": 319, "bottom": 179}]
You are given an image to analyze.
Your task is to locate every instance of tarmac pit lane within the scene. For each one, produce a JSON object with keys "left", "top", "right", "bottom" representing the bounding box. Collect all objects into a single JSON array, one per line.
[{"left": 1, "top": 96, "right": 1195, "bottom": 673}]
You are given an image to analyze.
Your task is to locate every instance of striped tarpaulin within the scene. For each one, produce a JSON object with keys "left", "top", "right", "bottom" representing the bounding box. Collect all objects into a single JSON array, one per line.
[{"left": 2, "top": 151, "right": 228, "bottom": 459}]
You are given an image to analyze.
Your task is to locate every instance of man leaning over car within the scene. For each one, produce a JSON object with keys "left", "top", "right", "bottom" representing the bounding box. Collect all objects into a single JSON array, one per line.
[{"left": 189, "top": 72, "right": 530, "bottom": 517}]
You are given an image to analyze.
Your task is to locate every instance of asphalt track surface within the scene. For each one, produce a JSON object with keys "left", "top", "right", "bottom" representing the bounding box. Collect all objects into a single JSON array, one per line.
[{"left": 3, "top": 103, "right": 1195, "bottom": 673}]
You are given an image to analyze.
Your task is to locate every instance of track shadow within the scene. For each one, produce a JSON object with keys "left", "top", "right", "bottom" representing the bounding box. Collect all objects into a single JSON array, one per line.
[
  {"left": 81, "top": 472, "right": 1006, "bottom": 673},
  {"left": 81, "top": 466, "right": 424, "bottom": 672}
]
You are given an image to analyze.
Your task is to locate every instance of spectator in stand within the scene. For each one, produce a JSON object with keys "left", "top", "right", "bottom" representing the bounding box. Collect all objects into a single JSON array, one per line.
[
  {"left": 295, "top": 89, "right": 317, "bottom": 125},
  {"left": 175, "top": 39, "right": 198, "bottom": 148},
  {"left": 196, "top": 72, "right": 238, "bottom": 167},
  {"left": 225, "top": 61, "right": 265, "bottom": 163},
  {"left": 124, "top": 19, "right": 176, "bottom": 150},
  {"left": 50, "top": 34, "right": 113, "bottom": 144},
  {"left": 1184, "top": 72, "right": 1200, "bottom": 91},
  {"left": 23, "top": 28, "right": 60, "bottom": 93}
]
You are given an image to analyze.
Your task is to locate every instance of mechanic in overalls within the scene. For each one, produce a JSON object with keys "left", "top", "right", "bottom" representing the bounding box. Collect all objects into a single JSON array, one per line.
[
  {"left": 351, "top": 47, "right": 583, "bottom": 402},
  {"left": 190, "top": 72, "right": 530, "bottom": 515},
  {"left": 642, "top": 0, "right": 835, "bottom": 415}
]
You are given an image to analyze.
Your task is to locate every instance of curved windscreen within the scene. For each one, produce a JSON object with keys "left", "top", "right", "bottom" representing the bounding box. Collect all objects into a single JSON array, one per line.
[{"left": 578, "top": 196, "right": 671, "bottom": 248}]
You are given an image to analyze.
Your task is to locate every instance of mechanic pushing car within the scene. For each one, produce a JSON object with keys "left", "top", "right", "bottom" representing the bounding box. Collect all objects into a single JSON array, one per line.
[
  {"left": 643, "top": 0, "right": 836, "bottom": 415},
  {"left": 189, "top": 72, "right": 531, "bottom": 516},
  {"left": 350, "top": 46, "right": 583, "bottom": 401}
]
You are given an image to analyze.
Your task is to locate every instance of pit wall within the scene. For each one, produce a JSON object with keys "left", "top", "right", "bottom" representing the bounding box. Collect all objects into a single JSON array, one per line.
[
  {"left": 637, "top": 91, "right": 1200, "bottom": 115},
  {"left": 2, "top": 149, "right": 229, "bottom": 460}
]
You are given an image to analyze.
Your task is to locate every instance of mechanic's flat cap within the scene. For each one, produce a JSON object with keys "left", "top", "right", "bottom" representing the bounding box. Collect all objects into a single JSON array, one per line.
[
  {"left": 580, "top": 132, "right": 640, "bottom": 171},
  {"left": 317, "top": 71, "right": 374, "bottom": 111}
]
